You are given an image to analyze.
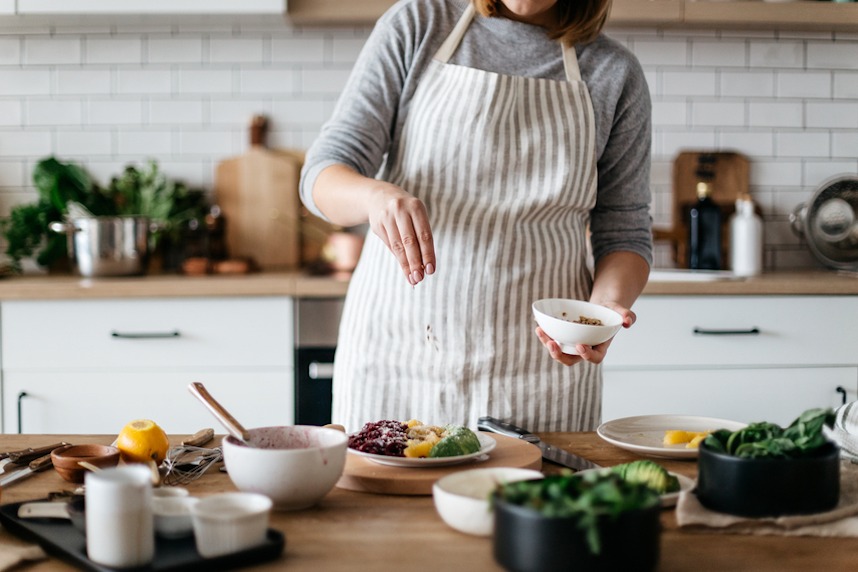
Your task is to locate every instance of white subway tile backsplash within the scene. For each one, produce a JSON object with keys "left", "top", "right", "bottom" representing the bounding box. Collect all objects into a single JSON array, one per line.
[
  {"left": 0, "top": 37, "right": 20, "bottom": 64},
  {"left": 661, "top": 71, "right": 716, "bottom": 97},
  {"left": 803, "top": 161, "right": 858, "bottom": 187},
  {"left": 691, "top": 40, "right": 747, "bottom": 68},
  {"left": 748, "top": 101, "right": 802, "bottom": 128},
  {"left": 720, "top": 71, "right": 775, "bottom": 98},
  {"left": 117, "top": 69, "right": 172, "bottom": 94},
  {"left": 24, "top": 37, "right": 81, "bottom": 65},
  {"left": 750, "top": 160, "right": 803, "bottom": 187},
  {"left": 210, "top": 37, "right": 265, "bottom": 63},
  {"left": 807, "top": 42, "right": 858, "bottom": 70},
  {"left": 777, "top": 71, "right": 831, "bottom": 98},
  {"left": 271, "top": 98, "right": 328, "bottom": 125},
  {"left": 301, "top": 68, "right": 353, "bottom": 95},
  {"left": 833, "top": 72, "right": 858, "bottom": 98},
  {"left": 775, "top": 131, "right": 829, "bottom": 158},
  {"left": 179, "top": 69, "right": 233, "bottom": 94},
  {"left": 691, "top": 101, "right": 745, "bottom": 127},
  {"left": 87, "top": 99, "right": 144, "bottom": 125},
  {"left": 147, "top": 37, "right": 203, "bottom": 64},
  {"left": 0, "top": 70, "right": 51, "bottom": 95},
  {"left": 210, "top": 99, "right": 269, "bottom": 126},
  {"left": 0, "top": 131, "right": 51, "bottom": 157},
  {"left": 117, "top": 130, "right": 173, "bottom": 156},
  {"left": 832, "top": 132, "right": 858, "bottom": 158},
  {"left": 749, "top": 41, "right": 803, "bottom": 68},
  {"left": 271, "top": 37, "right": 325, "bottom": 63},
  {"left": 0, "top": 100, "right": 21, "bottom": 126},
  {"left": 85, "top": 37, "right": 143, "bottom": 64},
  {"left": 0, "top": 162, "right": 24, "bottom": 187},
  {"left": 149, "top": 99, "right": 205, "bottom": 125},
  {"left": 56, "top": 130, "right": 112, "bottom": 156},
  {"left": 56, "top": 70, "right": 111, "bottom": 95},
  {"left": 629, "top": 40, "right": 687, "bottom": 66},
  {"left": 178, "top": 129, "right": 234, "bottom": 156},
  {"left": 26, "top": 100, "right": 82, "bottom": 126},
  {"left": 651, "top": 100, "right": 687, "bottom": 126},
  {"left": 660, "top": 130, "right": 717, "bottom": 157},
  {"left": 239, "top": 68, "right": 296, "bottom": 94},
  {"left": 718, "top": 131, "right": 774, "bottom": 157},
  {"left": 806, "top": 101, "right": 858, "bottom": 128}
]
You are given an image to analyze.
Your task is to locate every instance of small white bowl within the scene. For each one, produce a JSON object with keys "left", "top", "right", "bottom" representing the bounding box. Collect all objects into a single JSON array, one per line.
[
  {"left": 191, "top": 492, "right": 272, "bottom": 558},
  {"left": 153, "top": 496, "right": 198, "bottom": 539},
  {"left": 153, "top": 486, "right": 190, "bottom": 499},
  {"left": 433, "top": 467, "right": 544, "bottom": 537},
  {"left": 532, "top": 298, "right": 623, "bottom": 355},
  {"left": 222, "top": 426, "right": 348, "bottom": 510}
]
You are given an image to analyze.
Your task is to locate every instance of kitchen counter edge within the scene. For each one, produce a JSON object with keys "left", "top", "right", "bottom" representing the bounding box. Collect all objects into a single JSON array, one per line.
[{"left": 0, "top": 269, "right": 856, "bottom": 300}]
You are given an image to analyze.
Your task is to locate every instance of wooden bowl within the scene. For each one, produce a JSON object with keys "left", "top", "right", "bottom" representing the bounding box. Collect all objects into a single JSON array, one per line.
[{"left": 51, "top": 444, "right": 121, "bottom": 483}]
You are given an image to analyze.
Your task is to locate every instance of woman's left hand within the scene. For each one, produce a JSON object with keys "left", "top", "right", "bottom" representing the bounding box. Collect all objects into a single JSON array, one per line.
[{"left": 535, "top": 300, "right": 637, "bottom": 366}]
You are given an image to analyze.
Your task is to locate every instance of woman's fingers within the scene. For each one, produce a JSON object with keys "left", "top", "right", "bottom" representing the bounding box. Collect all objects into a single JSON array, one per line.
[
  {"left": 368, "top": 189, "right": 435, "bottom": 285},
  {"left": 535, "top": 327, "right": 582, "bottom": 366}
]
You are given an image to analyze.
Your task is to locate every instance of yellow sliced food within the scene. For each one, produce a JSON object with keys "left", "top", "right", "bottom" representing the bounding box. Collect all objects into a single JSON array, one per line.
[
  {"left": 403, "top": 440, "right": 435, "bottom": 458},
  {"left": 686, "top": 433, "right": 709, "bottom": 449},
  {"left": 663, "top": 429, "right": 711, "bottom": 447}
]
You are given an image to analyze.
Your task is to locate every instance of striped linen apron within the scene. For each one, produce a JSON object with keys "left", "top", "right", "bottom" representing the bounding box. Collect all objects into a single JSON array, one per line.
[{"left": 332, "top": 4, "right": 599, "bottom": 433}]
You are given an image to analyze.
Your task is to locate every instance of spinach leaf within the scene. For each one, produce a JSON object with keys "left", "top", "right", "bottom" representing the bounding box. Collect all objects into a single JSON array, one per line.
[{"left": 704, "top": 408, "right": 835, "bottom": 459}]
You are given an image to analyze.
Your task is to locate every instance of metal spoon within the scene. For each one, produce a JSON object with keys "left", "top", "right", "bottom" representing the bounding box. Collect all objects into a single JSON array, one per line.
[{"left": 187, "top": 382, "right": 256, "bottom": 447}]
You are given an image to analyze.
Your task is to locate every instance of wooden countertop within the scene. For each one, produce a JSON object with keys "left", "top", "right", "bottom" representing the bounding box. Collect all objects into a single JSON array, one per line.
[
  {"left": 0, "top": 269, "right": 856, "bottom": 301},
  {"left": 1, "top": 432, "right": 855, "bottom": 571}
]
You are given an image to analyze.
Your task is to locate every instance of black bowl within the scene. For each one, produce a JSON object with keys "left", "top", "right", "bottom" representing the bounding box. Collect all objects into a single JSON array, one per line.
[
  {"left": 492, "top": 497, "right": 661, "bottom": 572},
  {"left": 696, "top": 441, "right": 840, "bottom": 518}
]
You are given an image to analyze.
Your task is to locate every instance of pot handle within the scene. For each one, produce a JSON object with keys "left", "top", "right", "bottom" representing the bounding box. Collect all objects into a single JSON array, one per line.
[
  {"left": 48, "top": 221, "right": 77, "bottom": 235},
  {"left": 789, "top": 202, "right": 807, "bottom": 237}
]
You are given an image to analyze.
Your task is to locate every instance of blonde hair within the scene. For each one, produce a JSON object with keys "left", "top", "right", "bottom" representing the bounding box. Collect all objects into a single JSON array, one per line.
[{"left": 472, "top": 0, "right": 612, "bottom": 45}]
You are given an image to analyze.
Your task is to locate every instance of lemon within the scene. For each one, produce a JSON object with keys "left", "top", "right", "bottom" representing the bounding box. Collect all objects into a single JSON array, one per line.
[{"left": 116, "top": 419, "right": 170, "bottom": 464}]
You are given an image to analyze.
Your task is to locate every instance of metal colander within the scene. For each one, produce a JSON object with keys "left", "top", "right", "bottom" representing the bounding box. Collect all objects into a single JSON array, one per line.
[{"left": 790, "top": 174, "right": 858, "bottom": 271}]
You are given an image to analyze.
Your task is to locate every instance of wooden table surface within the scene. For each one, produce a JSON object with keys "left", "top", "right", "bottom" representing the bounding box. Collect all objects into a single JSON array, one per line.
[{"left": 1, "top": 432, "right": 856, "bottom": 572}]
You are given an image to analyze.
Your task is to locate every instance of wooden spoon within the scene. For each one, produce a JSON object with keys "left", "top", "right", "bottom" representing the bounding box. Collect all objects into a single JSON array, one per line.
[{"left": 187, "top": 382, "right": 255, "bottom": 447}]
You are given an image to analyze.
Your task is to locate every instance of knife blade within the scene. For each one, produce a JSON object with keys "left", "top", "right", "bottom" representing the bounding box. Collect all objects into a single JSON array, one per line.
[
  {"left": 477, "top": 416, "right": 602, "bottom": 471},
  {"left": 0, "top": 452, "right": 55, "bottom": 488},
  {"left": 0, "top": 442, "right": 68, "bottom": 474}
]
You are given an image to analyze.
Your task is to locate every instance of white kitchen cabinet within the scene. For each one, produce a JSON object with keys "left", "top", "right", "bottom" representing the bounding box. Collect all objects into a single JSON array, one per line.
[
  {"left": 0, "top": 297, "right": 294, "bottom": 434},
  {"left": 15, "top": 0, "right": 285, "bottom": 14},
  {"left": 0, "top": 1, "right": 14, "bottom": 15},
  {"left": 602, "top": 295, "right": 858, "bottom": 426}
]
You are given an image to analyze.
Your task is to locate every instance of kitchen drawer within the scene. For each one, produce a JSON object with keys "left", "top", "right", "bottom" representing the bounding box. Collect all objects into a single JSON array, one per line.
[
  {"left": 608, "top": 296, "right": 858, "bottom": 368},
  {"left": 602, "top": 366, "right": 857, "bottom": 426},
  {"left": 4, "top": 370, "right": 293, "bottom": 434},
  {"left": 1, "top": 297, "right": 293, "bottom": 370}
]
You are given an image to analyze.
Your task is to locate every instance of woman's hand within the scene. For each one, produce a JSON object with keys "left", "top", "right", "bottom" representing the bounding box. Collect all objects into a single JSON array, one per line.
[
  {"left": 367, "top": 184, "right": 436, "bottom": 285},
  {"left": 535, "top": 300, "right": 637, "bottom": 366}
]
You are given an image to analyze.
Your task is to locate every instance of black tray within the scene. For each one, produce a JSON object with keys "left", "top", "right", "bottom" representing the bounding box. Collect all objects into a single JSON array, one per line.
[{"left": 0, "top": 500, "right": 285, "bottom": 571}]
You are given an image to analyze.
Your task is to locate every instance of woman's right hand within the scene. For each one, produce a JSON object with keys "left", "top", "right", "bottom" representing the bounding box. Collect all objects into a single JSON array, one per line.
[{"left": 367, "top": 184, "right": 436, "bottom": 285}]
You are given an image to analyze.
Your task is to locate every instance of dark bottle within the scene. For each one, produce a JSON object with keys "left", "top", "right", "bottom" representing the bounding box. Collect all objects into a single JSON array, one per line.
[{"left": 688, "top": 181, "right": 722, "bottom": 270}]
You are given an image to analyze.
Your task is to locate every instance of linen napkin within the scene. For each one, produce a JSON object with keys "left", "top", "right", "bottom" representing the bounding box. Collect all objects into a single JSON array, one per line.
[
  {"left": 0, "top": 538, "right": 47, "bottom": 571},
  {"left": 676, "top": 461, "right": 858, "bottom": 537}
]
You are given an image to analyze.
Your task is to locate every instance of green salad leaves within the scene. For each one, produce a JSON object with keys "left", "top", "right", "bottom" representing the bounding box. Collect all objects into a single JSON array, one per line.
[{"left": 703, "top": 408, "right": 836, "bottom": 459}]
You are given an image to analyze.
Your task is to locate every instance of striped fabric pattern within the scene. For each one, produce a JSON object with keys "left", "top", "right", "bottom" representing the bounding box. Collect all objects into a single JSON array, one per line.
[{"left": 333, "top": 8, "right": 600, "bottom": 433}]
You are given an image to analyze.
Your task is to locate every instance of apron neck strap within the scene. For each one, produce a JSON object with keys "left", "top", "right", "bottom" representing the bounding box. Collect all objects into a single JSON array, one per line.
[{"left": 433, "top": 3, "right": 581, "bottom": 83}]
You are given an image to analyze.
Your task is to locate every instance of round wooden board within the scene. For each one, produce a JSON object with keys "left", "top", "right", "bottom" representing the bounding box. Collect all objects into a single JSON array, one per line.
[{"left": 336, "top": 433, "right": 543, "bottom": 496}]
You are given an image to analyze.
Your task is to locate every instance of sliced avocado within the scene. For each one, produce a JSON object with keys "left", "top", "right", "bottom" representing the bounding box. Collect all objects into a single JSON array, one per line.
[
  {"left": 611, "top": 459, "right": 680, "bottom": 494},
  {"left": 428, "top": 426, "right": 482, "bottom": 458}
]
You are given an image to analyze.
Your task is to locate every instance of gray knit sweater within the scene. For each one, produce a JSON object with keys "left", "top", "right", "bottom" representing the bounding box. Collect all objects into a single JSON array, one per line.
[{"left": 300, "top": 0, "right": 653, "bottom": 265}]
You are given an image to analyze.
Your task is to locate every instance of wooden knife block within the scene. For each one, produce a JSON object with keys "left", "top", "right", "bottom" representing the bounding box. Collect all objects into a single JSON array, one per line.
[{"left": 654, "top": 151, "right": 750, "bottom": 268}]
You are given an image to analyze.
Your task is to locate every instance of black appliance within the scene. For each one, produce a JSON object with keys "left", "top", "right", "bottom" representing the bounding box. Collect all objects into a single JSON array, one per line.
[{"left": 294, "top": 298, "right": 343, "bottom": 426}]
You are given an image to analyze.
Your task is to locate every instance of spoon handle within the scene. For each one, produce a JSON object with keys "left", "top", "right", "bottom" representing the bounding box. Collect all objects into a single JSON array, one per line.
[{"left": 187, "top": 382, "right": 251, "bottom": 443}]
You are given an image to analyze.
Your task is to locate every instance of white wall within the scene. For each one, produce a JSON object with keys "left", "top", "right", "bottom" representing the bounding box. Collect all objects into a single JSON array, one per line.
[{"left": 0, "top": 20, "right": 856, "bottom": 271}]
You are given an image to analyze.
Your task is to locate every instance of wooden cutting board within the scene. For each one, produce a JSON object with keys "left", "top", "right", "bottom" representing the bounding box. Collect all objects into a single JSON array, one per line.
[
  {"left": 215, "top": 116, "right": 304, "bottom": 270},
  {"left": 336, "top": 433, "right": 543, "bottom": 496}
]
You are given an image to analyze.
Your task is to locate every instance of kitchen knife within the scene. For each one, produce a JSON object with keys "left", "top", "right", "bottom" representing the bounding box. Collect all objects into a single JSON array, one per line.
[
  {"left": 0, "top": 452, "right": 55, "bottom": 488},
  {"left": 477, "top": 416, "right": 601, "bottom": 471},
  {"left": 0, "top": 442, "right": 68, "bottom": 474}
]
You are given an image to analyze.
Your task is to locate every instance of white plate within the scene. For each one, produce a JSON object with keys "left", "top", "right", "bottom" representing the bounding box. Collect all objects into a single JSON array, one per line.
[
  {"left": 596, "top": 415, "right": 746, "bottom": 459},
  {"left": 347, "top": 432, "right": 497, "bottom": 468},
  {"left": 576, "top": 468, "right": 695, "bottom": 508}
]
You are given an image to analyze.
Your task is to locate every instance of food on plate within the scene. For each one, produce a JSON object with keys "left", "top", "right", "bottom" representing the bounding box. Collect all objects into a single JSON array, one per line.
[
  {"left": 348, "top": 419, "right": 482, "bottom": 458},
  {"left": 703, "top": 407, "right": 835, "bottom": 459},
  {"left": 560, "top": 312, "right": 603, "bottom": 326},
  {"left": 610, "top": 460, "right": 679, "bottom": 494},
  {"left": 663, "top": 429, "right": 711, "bottom": 448},
  {"left": 116, "top": 419, "right": 170, "bottom": 464}
]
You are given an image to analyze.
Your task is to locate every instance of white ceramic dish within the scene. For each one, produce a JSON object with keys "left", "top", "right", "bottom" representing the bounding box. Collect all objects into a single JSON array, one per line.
[
  {"left": 596, "top": 415, "right": 746, "bottom": 459},
  {"left": 191, "top": 492, "right": 271, "bottom": 558},
  {"left": 532, "top": 299, "right": 623, "bottom": 355},
  {"left": 153, "top": 496, "right": 198, "bottom": 539},
  {"left": 348, "top": 433, "right": 497, "bottom": 468},
  {"left": 575, "top": 468, "right": 695, "bottom": 508},
  {"left": 222, "top": 425, "right": 348, "bottom": 511},
  {"left": 153, "top": 486, "right": 190, "bottom": 498},
  {"left": 433, "top": 467, "right": 544, "bottom": 537}
]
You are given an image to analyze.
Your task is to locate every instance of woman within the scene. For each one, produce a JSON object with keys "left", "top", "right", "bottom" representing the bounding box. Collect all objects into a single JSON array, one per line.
[{"left": 300, "top": 0, "right": 652, "bottom": 433}]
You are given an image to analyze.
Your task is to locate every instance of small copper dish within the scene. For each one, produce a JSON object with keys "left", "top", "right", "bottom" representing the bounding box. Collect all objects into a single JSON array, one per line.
[{"left": 51, "top": 444, "right": 121, "bottom": 483}]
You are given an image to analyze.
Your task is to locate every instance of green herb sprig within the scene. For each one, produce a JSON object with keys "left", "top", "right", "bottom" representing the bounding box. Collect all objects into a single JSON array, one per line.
[{"left": 703, "top": 408, "right": 835, "bottom": 459}]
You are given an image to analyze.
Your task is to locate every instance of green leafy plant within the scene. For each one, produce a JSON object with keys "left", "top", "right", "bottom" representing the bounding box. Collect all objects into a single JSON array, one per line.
[
  {"left": 1, "top": 157, "right": 208, "bottom": 273},
  {"left": 703, "top": 407, "right": 835, "bottom": 459},
  {"left": 492, "top": 471, "right": 659, "bottom": 555}
]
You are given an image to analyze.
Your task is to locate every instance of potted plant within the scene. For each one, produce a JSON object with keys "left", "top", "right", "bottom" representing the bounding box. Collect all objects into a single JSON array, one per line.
[{"left": 491, "top": 471, "right": 661, "bottom": 572}]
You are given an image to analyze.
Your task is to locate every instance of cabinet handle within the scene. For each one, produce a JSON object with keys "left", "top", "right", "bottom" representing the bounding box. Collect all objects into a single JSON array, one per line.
[
  {"left": 309, "top": 362, "right": 335, "bottom": 380},
  {"left": 17, "top": 391, "right": 29, "bottom": 434},
  {"left": 693, "top": 327, "right": 760, "bottom": 336},
  {"left": 111, "top": 330, "right": 181, "bottom": 339},
  {"left": 837, "top": 386, "right": 848, "bottom": 406}
]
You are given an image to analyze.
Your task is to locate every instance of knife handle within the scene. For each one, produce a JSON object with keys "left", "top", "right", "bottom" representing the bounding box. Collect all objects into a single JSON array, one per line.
[
  {"left": 29, "top": 453, "right": 55, "bottom": 472},
  {"left": 8, "top": 442, "right": 69, "bottom": 465},
  {"left": 477, "top": 416, "right": 539, "bottom": 443},
  {"left": 182, "top": 428, "right": 215, "bottom": 447}
]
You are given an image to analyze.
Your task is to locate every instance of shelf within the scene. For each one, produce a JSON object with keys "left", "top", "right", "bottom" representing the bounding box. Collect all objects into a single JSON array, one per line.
[
  {"left": 286, "top": 0, "right": 394, "bottom": 26},
  {"left": 15, "top": 0, "right": 286, "bottom": 15}
]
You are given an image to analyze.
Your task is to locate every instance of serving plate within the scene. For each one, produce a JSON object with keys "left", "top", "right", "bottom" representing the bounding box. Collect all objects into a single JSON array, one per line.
[
  {"left": 576, "top": 468, "right": 695, "bottom": 508},
  {"left": 596, "top": 415, "right": 746, "bottom": 459},
  {"left": 347, "top": 433, "right": 497, "bottom": 468}
]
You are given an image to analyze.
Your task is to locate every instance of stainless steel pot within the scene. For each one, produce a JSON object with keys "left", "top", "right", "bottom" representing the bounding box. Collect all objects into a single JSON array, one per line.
[
  {"left": 49, "top": 216, "right": 156, "bottom": 277},
  {"left": 790, "top": 174, "right": 858, "bottom": 271}
]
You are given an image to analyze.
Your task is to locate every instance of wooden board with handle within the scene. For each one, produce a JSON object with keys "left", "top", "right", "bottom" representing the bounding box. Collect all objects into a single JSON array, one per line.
[
  {"left": 215, "top": 116, "right": 304, "bottom": 270},
  {"left": 336, "top": 433, "right": 543, "bottom": 496}
]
